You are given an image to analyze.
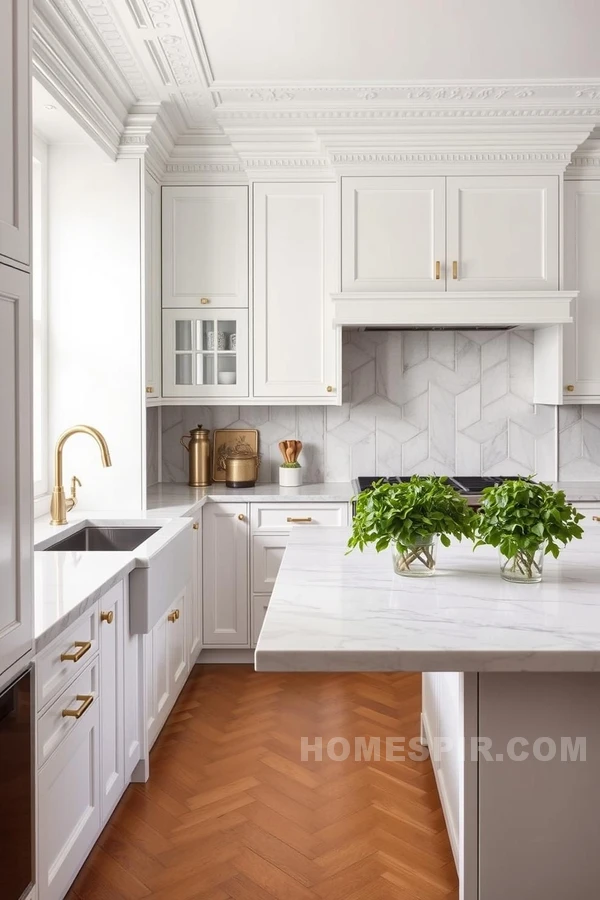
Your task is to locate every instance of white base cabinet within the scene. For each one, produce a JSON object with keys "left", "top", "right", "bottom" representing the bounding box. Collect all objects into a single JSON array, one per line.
[
  {"left": 145, "top": 588, "right": 188, "bottom": 750},
  {"left": 202, "top": 503, "right": 250, "bottom": 646},
  {"left": 36, "top": 580, "right": 143, "bottom": 900},
  {"left": 200, "top": 501, "right": 349, "bottom": 650},
  {"left": 37, "top": 665, "right": 101, "bottom": 900}
]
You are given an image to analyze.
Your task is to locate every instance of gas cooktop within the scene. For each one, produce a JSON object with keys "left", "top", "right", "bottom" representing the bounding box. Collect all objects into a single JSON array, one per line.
[{"left": 355, "top": 475, "right": 520, "bottom": 496}]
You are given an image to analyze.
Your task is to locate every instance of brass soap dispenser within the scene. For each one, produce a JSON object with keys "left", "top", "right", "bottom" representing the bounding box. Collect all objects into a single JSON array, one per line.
[{"left": 181, "top": 424, "right": 211, "bottom": 486}]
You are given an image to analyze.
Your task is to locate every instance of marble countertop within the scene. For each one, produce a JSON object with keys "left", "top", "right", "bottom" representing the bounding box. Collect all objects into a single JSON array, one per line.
[
  {"left": 34, "top": 515, "right": 191, "bottom": 651},
  {"left": 146, "top": 482, "right": 355, "bottom": 518},
  {"left": 255, "top": 524, "right": 600, "bottom": 673}
]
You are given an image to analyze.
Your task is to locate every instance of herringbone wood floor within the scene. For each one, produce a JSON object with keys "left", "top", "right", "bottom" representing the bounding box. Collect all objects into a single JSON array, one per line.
[{"left": 67, "top": 666, "right": 458, "bottom": 900}]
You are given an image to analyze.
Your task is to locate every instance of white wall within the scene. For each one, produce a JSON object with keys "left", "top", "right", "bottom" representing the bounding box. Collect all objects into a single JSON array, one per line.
[{"left": 48, "top": 144, "right": 145, "bottom": 509}]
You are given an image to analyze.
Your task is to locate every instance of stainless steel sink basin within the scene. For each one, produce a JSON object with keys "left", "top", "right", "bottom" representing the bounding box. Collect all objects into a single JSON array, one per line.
[{"left": 44, "top": 525, "right": 160, "bottom": 552}]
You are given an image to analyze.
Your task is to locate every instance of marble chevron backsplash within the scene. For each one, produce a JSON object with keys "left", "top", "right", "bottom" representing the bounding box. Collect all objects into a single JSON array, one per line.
[{"left": 153, "top": 330, "right": 580, "bottom": 485}]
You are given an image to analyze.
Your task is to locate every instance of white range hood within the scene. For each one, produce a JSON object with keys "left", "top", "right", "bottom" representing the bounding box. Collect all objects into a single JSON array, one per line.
[{"left": 331, "top": 291, "right": 577, "bottom": 330}]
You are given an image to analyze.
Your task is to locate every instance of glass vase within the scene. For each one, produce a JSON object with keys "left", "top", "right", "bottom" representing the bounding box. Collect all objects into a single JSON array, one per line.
[
  {"left": 392, "top": 536, "right": 439, "bottom": 577},
  {"left": 499, "top": 544, "right": 545, "bottom": 584}
]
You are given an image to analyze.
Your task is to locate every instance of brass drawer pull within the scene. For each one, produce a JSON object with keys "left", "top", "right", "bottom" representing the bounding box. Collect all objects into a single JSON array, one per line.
[
  {"left": 592, "top": 516, "right": 600, "bottom": 522},
  {"left": 435, "top": 260, "right": 441, "bottom": 280},
  {"left": 146, "top": 386, "right": 154, "bottom": 393},
  {"left": 238, "top": 513, "right": 245, "bottom": 521},
  {"left": 287, "top": 517, "right": 313, "bottom": 523},
  {"left": 193, "top": 522, "right": 199, "bottom": 530},
  {"left": 62, "top": 694, "right": 94, "bottom": 719},
  {"left": 452, "top": 260, "right": 458, "bottom": 280},
  {"left": 61, "top": 640, "right": 92, "bottom": 663},
  {"left": 100, "top": 610, "right": 114, "bottom": 625},
  {"left": 168, "top": 610, "right": 180, "bottom": 623},
  {"left": 200, "top": 297, "right": 210, "bottom": 305},
  {"left": 566, "top": 385, "right": 575, "bottom": 392},
  {"left": 326, "top": 386, "right": 334, "bottom": 393}
]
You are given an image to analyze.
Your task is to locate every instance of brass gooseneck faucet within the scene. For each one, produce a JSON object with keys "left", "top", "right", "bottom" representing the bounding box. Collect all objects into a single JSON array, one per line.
[{"left": 50, "top": 425, "right": 112, "bottom": 525}]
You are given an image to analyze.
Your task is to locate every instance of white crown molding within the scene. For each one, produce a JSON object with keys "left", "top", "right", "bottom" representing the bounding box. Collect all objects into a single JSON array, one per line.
[
  {"left": 212, "top": 79, "right": 600, "bottom": 106},
  {"left": 565, "top": 140, "right": 600, "bottom": 178},
  {"left": 33, "top": 3, "right": 127, "bottom": 158}
]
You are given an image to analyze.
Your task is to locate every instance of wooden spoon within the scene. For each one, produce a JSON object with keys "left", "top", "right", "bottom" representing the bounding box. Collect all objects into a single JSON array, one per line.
[{"left": 278, "top": 441, "right": 288, "bottom": 463}]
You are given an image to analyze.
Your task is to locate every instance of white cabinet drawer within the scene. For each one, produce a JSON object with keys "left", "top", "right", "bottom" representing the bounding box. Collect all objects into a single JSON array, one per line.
[
  {"left": 38, "top": 673, "right": 101, "bottom": 900},
  {"left": 251, "top": 502, "right": 348, "bottom": 533},
  {"left": 38, "top": 657, "right": 99, "bottom": 768},
  {"left": 253, "top": 535, "right": 287, "bottom": 593},
  {"left": 252, "top": 595, "right": 270, "bottom": 647},
  {"left": 36, "top": 603, "right": 99, "bottom": 712}
]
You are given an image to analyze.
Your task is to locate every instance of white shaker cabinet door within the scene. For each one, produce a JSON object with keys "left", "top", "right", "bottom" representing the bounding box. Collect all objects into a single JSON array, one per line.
[
  {"left": 162, "top": 186, "right": 248, "bottom": 309},
  {"left": 202, "top": 503, "right": 249, "bottom": 646},
  {"left": 446, "top": 176, "right": 559, "bottom": 291},
  {"left": 253, "top": 182, "right": 339, "bottom": 400},
  {"left": 0, "top": 0, "right": 30, "bottom": 267},
  {"left": 341, "top": 176, "right": 446, "bottom": 292},
  {"left": 563, "top": 181, "right": 600, "bottom": 400},
  {"left": 0, "top": 264, "right": 32, "bottom": 678},
  {"left": 38, "top": 686, "right": 101, "bottom": 900}
]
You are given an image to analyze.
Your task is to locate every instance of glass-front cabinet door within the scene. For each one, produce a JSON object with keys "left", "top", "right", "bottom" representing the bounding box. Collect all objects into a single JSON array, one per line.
[{"left": 162, "top": 309, "right": 249, "bottom": 398}]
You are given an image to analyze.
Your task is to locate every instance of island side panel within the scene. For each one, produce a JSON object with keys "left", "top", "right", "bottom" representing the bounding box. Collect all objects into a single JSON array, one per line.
[{"left": 478, "top": 673, "right": 600, "bottom": 900}]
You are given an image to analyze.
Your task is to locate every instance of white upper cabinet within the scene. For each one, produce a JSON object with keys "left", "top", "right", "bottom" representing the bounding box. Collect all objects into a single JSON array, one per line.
[
  {"left": 162, "top": 307, "right": 249, "bottom": 398},
  {"left": 341, "top": 175, "right": 559, "bottom": 293},
  {"left": 563, "top": 181, "right": 600, "bottom": 401},
  {"left": 446, "top": 176, "right": 559, "bottom": 291},
  {"left": 162, "top": 186, "right": 248, "bottom": 309},
  {"left": 145, "top": 172, "right": 161, "bottom": 398},
  {"left": 0, "top": 264, "right": 32, "bottom": 678},
  {"left": 342, "top": 177, "right": 445, "bottom": 292},
  {"left": 0, "top": 0, "right": 30, "bottom": 267},
  {"left": 254, "top": 182, "right": 339, "bottom": 399}
]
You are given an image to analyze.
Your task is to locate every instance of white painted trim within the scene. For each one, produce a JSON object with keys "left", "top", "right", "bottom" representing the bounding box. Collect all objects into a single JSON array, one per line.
[
  {"left": 421, "top": 708, "right": 460, "bottom": 872},
  {"left": 32, "top": 134, "right": 49, "bottom": 500},
  {"left": 196, "top": 649, "right": 255, "bottom": 664},
  {"left": 332, "top": 291, "right": 576, "bottom": 328}
]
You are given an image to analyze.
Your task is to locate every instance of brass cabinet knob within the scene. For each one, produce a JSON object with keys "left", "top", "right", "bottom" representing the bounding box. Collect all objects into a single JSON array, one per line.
[
  {"left": 193, "top": 522, "right": 199, "bottom": 530},
  {"left": 326, "top": 385, "right": 334, "bottom": 393},
  {"left": 435, "top": 260, "right": 441, "bottom": 280},
  {"left": 146, "top": 386, "right": 154, "bottom": 394},
  {"left": 238, "top": 513, "right": 245, "bottom": 521},
  {"left": 168, "top": 610, "right": 179, "bottom": 623},
  {"left": 100, "top": 610, "right": 114, "bottom": 625},
  {"left": 566, "top": 384, "right": 575, "bottom": 392},
  {"left": 200, "top": 297, "right": 210, "bottom": 305},
  {"left": 452, "top": 260, "right": 458, "bottom": 280}
]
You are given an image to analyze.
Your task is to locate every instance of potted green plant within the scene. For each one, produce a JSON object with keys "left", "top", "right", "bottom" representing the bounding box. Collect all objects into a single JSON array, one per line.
[
  {"left": 348, "top": 476, "right": 475, "bottom": 577},
  {"left": 474, "top": 478, "right": 584, "bottom": 583}
]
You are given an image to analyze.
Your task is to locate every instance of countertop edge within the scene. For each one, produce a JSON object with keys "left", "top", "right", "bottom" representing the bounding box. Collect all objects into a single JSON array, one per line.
[{"left": 34, "top": 556, "right": 136, "bottom": 654}]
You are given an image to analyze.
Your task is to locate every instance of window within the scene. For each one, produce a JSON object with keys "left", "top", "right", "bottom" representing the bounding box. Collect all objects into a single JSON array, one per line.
[{"left": 32, "top": 135, "right": 48, "bottom": 500}]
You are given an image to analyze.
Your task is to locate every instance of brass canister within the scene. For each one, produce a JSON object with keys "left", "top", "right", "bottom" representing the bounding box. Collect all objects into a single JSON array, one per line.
[
  {"left": 224, "top": 451, "right": 259, "bottom": 488},
  {"left": 181, "top": 424, "right": 211, "bottom": 487}
]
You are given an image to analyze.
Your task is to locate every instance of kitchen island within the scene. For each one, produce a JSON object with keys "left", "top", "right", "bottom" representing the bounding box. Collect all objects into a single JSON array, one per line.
[{"left": 256, "top": 525, "right": 600, "bottom": 900}]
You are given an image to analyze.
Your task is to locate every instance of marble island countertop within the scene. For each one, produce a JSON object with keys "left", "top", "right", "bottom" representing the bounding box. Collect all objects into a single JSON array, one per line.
[{"left": 255, "top": 525, "right": 600, "bottom": 673}]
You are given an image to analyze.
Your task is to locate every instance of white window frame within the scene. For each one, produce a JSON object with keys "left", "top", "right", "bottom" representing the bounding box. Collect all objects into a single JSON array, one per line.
[{"left": 32, "top": 134, "right": 49, "bottom": 511}]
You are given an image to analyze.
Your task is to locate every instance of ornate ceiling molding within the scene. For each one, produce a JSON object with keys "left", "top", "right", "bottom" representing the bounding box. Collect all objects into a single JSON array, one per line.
[
  {"left": 565, "top": 140, "right": 600, "bottom": 179},
  {"left": 212, "top": 80, "right": 600, "bottom": 106}
]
